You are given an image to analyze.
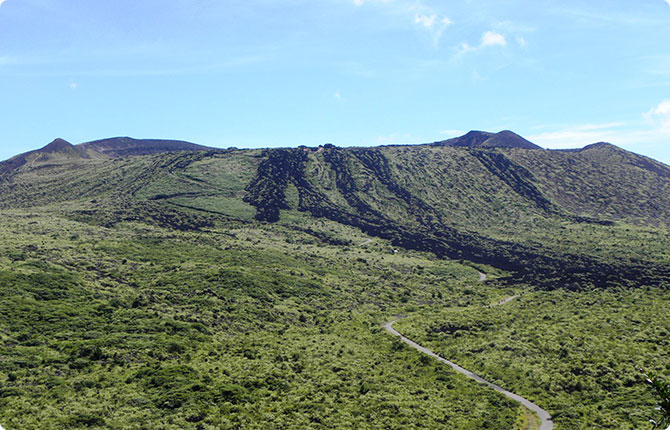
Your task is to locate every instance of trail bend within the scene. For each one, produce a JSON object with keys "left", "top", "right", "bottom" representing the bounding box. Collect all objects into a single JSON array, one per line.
[{"left": 384, "top": 318, "right": 553, "bottom": 430}]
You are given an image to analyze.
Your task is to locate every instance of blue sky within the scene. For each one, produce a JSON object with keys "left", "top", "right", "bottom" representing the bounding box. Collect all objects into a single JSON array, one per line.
[{"left": 1, "top": 0, "right": 669, "bottom": 163}]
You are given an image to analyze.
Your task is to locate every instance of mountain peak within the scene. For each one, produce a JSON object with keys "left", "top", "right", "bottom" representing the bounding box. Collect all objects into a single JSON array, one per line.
[
  {"left": 580, "top": 142, "right": 617, "bottom": 151},
  {"left": 431, "top": 130, "right": 541, "bottom": 149},
  {"left": 437, "top": 130, "right": 494, "bottom": 148},
  {"left": 41, "top": 138, "right": 75, "bottom": 153}
]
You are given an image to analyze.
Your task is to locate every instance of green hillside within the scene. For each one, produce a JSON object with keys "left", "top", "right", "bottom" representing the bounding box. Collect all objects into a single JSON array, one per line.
[{"left": 0, "top": 132, "right": 668, "bottom": 429}]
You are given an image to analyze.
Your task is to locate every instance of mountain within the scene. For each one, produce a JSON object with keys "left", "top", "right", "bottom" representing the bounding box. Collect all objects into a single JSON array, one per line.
[
  {"left": 431, "top": 130, "right": 542, "bottom": 149},
  {"left": 0, "top": 136, "right": 213, "bottom": 176},
  {"left": 0, "top": 138, "right": 86, "bottom": 175},
  {"left": 77, "top": 136, "right": 212, "bottom": 157},
  {"left": 1, "top": 130, "right": 669, "bottom": 430},
  {"left": 41, "top": 137, "right": 78, "bottom": 154},
  {"left": 2, "top": 130, "right": 669, "bottom": 289}
]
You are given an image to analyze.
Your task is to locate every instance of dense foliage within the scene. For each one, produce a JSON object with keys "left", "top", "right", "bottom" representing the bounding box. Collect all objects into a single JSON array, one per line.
[
  {"left": 395, "top": 289, "right": 670, "bottom": 429},
  {"left": 0, "top": 207, "right": 522, "bottom": 429},
  {"left": 645, "top": 371, "right": 670, "bottom": 428},
  {"left": 0, "top": 142, "right": 669, "bottom": 429}
]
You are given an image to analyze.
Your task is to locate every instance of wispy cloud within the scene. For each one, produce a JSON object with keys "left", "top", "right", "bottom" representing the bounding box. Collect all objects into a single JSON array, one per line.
[
  {"left": 334, "top": 89, "right": 343, "bottom": 100},
  {"left": 645, "top": 100, "right": 670, "bottom": 130},
  {"left": 414, "top": 13, "right": 436, "bottom": 28},
  {"left": 481, "top": 31, "right": 506, "bottom": 47},
  {"left": 456, "top": 30, "right": 508, "bottom": 56},
  {"left": 415, "top": 13, "right": 452, "bottom": 46},
  {"left": 414, "top": 13, "right": 451, "bottom": 29},
  {"left": 350, "top": 0, "right": 452, "bottom": 46},
  {"left": 665, "top": 0, "right": 670, "bottom": 7},
  {"left": 0, "top": 0, "right": 7, "bottom": 7},
  {"left": 529, "top": 103, "right": 670, "bottom": 162},
  {"left": 2, "top": 54, "right": 272, "bottom": 78},
  {"left": 528, "top": 122, "right": 627, "bottom": 149}
]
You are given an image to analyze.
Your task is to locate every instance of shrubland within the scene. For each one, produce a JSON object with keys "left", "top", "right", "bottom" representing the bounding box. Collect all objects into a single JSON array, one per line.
[{"left": 0, "top": 141, "right": 668, "bottom": 429}]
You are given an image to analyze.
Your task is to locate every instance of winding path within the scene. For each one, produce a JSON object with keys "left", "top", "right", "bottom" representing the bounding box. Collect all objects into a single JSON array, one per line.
[{"left": 384, "top": 317, "right": 553, "bottom": 430}]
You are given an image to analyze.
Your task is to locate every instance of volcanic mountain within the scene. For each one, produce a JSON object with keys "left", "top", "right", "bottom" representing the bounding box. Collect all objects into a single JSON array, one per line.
[
  {"left": 1, "top": 129, "right": 669, "bottom": 430},
  {"left": 431, "top": 130, "right": 541, "bottom": 149},
  {"left": 0, "top": 137, "right": 212, "bottom": 175},
  {"left": 77, "top": 137, "right": 212, "bottom": 157},
  {"left": 1, "top": 130, "right": 669, "bottom": 289}
]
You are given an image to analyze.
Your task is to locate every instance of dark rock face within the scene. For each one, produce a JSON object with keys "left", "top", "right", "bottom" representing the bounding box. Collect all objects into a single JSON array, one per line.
[{"left": 243, "top": 145, "right": 670, "bottom": 290}]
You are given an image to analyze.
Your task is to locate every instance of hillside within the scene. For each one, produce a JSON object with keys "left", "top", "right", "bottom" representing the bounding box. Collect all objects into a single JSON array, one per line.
[
  {"left": 0, "top": 138, "right": 87, "bottom": 175},
  {"left": 0, "top": 131, "right": 668, "bottom": 429},
  {"left": 2, "top": 133, "right": 670, "bottom": 289},
  {"left": 431, "top": 130, "right": 541, "bottom": 149},
  {"left": 0, "top": 137, "right": 212, "bottom": 177},
  {"left": 77, "top": 137, "right": 212, "bottom": 157}
]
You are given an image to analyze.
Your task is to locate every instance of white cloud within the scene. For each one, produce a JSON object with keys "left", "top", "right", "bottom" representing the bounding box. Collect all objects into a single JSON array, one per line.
[
  {"left": 517, "top": 36, "right": 527, "bottom": 48},
  {"left": 413, "top": 13, "right": 452, "bottom": 45},
  {"left": 646, "top": 100, "right": 670, "bottom": 130},
  {"left": 350, "top": 0, "right": 452, "bottom": 45},
  {"left": 413, "top": 14, "right": 451, "bottom": 29},
  {"left": 69, "top": 82, "right": 78, "bottom": 90},
  {"left": 527, "top": 103, "right": 670, "bottom": 163},
  {"left": 0, "top": 0, "right": 6, "bottom": 7},
  {"left": 334, "top": 89, "right": 342, "bottom": 100},
  {"left": 664, "top": 0, "right": 670, "bottom": 7},
  {"left": 455, "top": 30, "right": 508, "bottom": 57},
  {"left": 481, "top": 31, "right": 506, "bottom": 47},
  {"left": 528, "top": 123, "right": 627, "bottom": 149},
  {"left": 415, "top": 13, "right": 437, "bottom": 28}
]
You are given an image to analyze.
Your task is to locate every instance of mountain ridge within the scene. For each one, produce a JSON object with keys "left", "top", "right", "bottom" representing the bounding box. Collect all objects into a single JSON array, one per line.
[
  {"left": 1, "top": 131, "right": 668, "bottom": 430},
  {"left": 4, "top": 130, "right": 667, "bottom": 166},
  {"left": 430, "top": 130, "right": 542, "bottom": 150},
  {"left": 77, "top": 136, "right": 213, "bottom": 157}
]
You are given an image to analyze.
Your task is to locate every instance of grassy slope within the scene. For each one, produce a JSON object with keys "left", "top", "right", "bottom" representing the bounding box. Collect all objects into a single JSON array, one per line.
[
  {"left": 395, "top": 287, "right": 669, "bottom": 429},
  {"left": 0, "top": 206, "right": 523, "bottom": 429},
  {"left": 0, "top": 144, "right": 669, "bottom": 429},
  {"left": 241, "top": 145, "right": 670, "bottom": 288}
]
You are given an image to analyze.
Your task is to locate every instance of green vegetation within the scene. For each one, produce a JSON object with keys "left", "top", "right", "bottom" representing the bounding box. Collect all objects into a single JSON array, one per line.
[
  {"left": 0, "top": 140, "right": 669, "bottom": 429},
  {"left": 395, "top": 288, "right": 669, "bottom": 429},
  {"left": 644, "top": 371, "right": 670, "bottom": 428},
  {"left": 0, "top": 207, "right": 521, "bottom": 429}
]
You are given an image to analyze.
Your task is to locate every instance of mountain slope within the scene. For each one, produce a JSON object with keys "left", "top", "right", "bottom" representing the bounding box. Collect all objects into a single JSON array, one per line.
[
  {"left": 0, "top": 130, "right": 668, "bottom": 430},
  {"left": 0, "top": 136, "right": 213, "bottom": 176},
  {"left": 0, "top": 138, "right": 86, "bottom": 175},
  {"left": 77, "top": 136, "right": 212, "bottom": 157},
  {"left": 431, "top": 130, "right": 541, "bottom": 149},
  {"left": 242, "top": 145, "right": 670, "bottom": 289},
  {"left": 1, "top": 131, "right": 669, "bottom": 290}
]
